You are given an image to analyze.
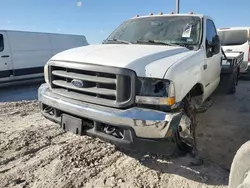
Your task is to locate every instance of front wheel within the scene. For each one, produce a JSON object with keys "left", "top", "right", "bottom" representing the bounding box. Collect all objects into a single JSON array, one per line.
[
  {"left": 174, "top": 97, "right": 196, "bottom": 155},
  {"left": 174, "top": 127, "right": 192, "bottom": 156}
]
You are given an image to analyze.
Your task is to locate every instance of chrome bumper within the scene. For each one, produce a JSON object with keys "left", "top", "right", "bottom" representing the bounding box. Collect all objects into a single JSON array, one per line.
[{"left": 38, "top": 84, "right": 182, "bottom": 139}]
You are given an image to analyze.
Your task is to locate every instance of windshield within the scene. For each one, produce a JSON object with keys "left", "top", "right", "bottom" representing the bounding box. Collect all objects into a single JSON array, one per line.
[
  {"left": 218, "top": 30, "right": 248, "bottom": 46},
  {"left": 104, "top": 16, "right": 202, "bottom": 46}
]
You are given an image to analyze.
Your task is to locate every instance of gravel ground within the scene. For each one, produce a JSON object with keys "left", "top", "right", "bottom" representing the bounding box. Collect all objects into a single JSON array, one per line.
[
  {"left": 196, "top": 79, "right": 250, "bottom": 170},
  {"left": 0, "top": 80, "right": 249, "bottom": 188}
]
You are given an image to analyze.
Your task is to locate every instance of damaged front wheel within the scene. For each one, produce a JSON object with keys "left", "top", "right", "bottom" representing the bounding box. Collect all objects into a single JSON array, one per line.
[{"left": 174, "top": 97, "right": 197, "bottom": 156}]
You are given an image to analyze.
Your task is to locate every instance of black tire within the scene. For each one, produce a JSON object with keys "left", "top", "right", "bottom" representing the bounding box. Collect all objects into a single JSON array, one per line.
[
  {"left": 173, "top": 129, "right": 192, "bottom": 156},
  {"left": 173, "top": 97, "right": 195, "bottom": 156},
  {"left": 229, "top": 141, "right": 250, "bottom": 188},
  {"left": 228, "top": 74, "right": 237, "bottom": 94},
  {"left": 236, "top": 68, "right": 240, "bottom": 86}
]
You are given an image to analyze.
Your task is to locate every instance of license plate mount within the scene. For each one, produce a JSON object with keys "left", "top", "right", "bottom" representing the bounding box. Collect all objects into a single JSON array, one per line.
[{"left": 61, "top": 114, "right": 83, "bottom": 135}]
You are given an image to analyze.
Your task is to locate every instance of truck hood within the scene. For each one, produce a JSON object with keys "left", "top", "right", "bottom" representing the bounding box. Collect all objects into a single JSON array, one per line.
[{"left": 50, "top": 44, "right": 195, "bottom": 78}]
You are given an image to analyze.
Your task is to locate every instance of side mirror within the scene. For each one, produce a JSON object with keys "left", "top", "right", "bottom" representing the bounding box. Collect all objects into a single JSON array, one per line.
[
  {"left": 212, "top": 35, "right": 221, "bottom": 54},
  {"left": 208, "top": 35, "right": 220, "bottom": 47},
  {"left": 207, "top": 35, "right": 220, "bottom": 56}
]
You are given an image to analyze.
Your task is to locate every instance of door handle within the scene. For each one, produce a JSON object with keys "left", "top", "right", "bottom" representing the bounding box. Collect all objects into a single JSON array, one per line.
[
  {"left": 1, "top": 55, "right": 10, "bottom": 58},
  {"left": 203, "top": 64, "right": 207, "bottom": 70}
]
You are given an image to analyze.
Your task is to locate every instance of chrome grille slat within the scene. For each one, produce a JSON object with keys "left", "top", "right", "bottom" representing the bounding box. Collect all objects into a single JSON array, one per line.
[
  {"left": 52, "top": 88, "right": 116, "bottom": 106},
  {"left": 49, "top": 61, "right": 136, "bottom": 108},
  {"left": 52, "top": 70, "right": 116, "bottom": 84},
  {"left": 52, "top": 80, "right": 116, "bottom": 96}
]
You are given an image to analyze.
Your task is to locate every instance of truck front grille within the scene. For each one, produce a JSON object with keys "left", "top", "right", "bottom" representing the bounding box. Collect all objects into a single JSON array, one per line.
[{"left": 49, "top": 61, "right": 136, "bottom": 108}]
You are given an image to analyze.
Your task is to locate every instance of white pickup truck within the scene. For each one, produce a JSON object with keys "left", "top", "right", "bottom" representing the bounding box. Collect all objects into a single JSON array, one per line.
[{"left": 38, "top": 13, "right": 242, "bottom": 156}]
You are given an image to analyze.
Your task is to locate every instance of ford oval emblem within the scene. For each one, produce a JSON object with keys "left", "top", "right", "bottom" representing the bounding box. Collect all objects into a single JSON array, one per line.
[{"left": 71, "top": 79, "right": 84, "bottom": 88}]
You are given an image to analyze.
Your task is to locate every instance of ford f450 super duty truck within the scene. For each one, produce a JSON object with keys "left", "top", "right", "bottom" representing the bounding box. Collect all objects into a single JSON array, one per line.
[{"left": 38, "top": 13, "right": 243, "bottom": 156}]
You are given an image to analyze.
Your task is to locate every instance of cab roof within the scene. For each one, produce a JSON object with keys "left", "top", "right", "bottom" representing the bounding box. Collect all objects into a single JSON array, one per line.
[
  {"left": 217, "top": 27, "right": 250, "bottom": 31},
  {"left": 130, "top": 13, "right": 211, "bottom": 20}
]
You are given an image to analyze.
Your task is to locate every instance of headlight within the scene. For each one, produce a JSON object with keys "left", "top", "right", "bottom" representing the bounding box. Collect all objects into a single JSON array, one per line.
[
  {"left": 44, "top": 64, "right": 49, "bottom": 84},
  {"left": 135, "top": 78, "right": 175, "bottom": 106}
]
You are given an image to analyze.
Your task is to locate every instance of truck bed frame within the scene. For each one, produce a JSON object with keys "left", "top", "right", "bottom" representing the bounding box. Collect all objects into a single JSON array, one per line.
[{"left": 219, "top": 50, "right": 244, "bottom": 94}]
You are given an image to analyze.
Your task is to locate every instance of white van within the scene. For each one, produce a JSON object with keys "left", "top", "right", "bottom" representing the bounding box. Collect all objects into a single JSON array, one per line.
[
  {"left": 217, "top": 27, "right": 250, "bottom": 73},
  {"left": 0, "top": 30, "right": 88, "bottom": 85}
]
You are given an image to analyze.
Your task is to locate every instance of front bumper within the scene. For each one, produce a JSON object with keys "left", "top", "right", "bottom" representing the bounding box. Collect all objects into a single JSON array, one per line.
[{"left": 38, "top": 84, "right": 183, "bottom": 153}]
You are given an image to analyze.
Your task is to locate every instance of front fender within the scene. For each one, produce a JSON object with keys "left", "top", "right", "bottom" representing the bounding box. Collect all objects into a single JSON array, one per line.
[{"left": 164, "top": 49, "right": 204, "bottom": 102}]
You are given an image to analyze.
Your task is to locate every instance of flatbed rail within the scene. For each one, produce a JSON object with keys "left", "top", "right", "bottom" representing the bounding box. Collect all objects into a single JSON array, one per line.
[
  {"left": 221, "top": 50, "right": 244, "bottom": 74},
  {"left": 217, "top": 49, "right": 244, "bottom": 94}
]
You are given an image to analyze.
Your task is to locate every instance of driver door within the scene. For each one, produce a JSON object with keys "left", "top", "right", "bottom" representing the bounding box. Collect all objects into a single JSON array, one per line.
[
  {"left": 0, "top": 31, "right": 12, "bottom": 83},
  {"left": 203, "top": 19, "right": 221, "bottom": 99}
]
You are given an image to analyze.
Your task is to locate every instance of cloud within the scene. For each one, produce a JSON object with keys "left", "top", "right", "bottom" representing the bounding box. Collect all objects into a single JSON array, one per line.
[
  {"left": 99, "top": 30, "right": 104, "bottom": 33},
  {"left": 77, "top": 1, "right": 82, "bottom": 7}
]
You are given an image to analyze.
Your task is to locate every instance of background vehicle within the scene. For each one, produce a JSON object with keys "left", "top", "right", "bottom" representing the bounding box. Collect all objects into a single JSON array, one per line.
[
  {"left": 38, "top": 13, "right": 242, "bottom": 159},
  {"left": 229, "top": 140, "right": 250, "bottom": 188},
  {"left": 218, "top": 27, "right": 250, "bottom": 74},
  {"left": 0, "top": 30, "right": 88, "bottom": 86}
]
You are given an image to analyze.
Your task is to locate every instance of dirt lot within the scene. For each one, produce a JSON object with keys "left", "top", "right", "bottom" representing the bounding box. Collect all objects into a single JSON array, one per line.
[{"left": 0, "top": 80, "right": 249, "bottom": 188}]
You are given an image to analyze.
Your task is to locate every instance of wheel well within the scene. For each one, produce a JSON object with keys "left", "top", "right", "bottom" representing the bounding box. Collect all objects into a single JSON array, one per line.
[
  {"left": 182, "top": 83, "right": 204, "bottom": 109},
  {"left": 190, "top": 83, "right": 204, "bottom": 97}
]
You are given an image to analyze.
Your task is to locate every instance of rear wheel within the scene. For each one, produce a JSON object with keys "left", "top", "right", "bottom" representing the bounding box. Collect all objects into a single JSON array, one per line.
[
  {"left": 228, "top": 72, "right": 237, "bottom": 94},
  {"left": 236, "top": 67, "right": 240, "bottom": 85},
  {"left": 229, "top": 82, "right": 236, "bottom": 94}
]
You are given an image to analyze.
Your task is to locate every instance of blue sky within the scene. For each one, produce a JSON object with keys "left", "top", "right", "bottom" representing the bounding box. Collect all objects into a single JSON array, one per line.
[{"left": 1, "top": 0, "right": 250, "bottom": 44}]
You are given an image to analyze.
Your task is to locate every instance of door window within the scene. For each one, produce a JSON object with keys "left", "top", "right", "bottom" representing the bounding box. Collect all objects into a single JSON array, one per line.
[
  {"left": 206, "top": 19, "right": 219, "bottom": 57},
  {"left": 0, "top": 34, "right": 4, "bottom": 52}
]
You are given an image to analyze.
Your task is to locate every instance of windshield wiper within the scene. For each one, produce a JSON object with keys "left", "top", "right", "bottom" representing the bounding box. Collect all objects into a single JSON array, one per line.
[
  {"left": 136, "top": 40, "right": 174, "bottom": 46},
  {"left": 167, "top": 42, "right": 195, "bottom": 50},
  {"left": 169, "top": 42, "right": 191, "bottom": 47},
  {"left": 106, "top": 38, "right": 132, "bottom": 44}
]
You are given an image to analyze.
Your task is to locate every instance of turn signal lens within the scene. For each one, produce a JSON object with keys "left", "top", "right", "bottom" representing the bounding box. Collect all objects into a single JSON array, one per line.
[{"left": 44, "top": 64, "right": 49, "bottom": 84}]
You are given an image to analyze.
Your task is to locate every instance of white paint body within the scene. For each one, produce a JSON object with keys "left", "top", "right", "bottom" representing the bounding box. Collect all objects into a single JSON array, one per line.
[
  {"left": 0, "top": 30, "right": 88, "bottom": 83},
  {"left": 48, "top": 14, "right": 222, "bottom": 104}
]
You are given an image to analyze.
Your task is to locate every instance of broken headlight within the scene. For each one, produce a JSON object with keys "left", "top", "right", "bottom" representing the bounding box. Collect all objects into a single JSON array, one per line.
[{"left": 136, "top": 78, "right": 175, "bottom": 106}]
